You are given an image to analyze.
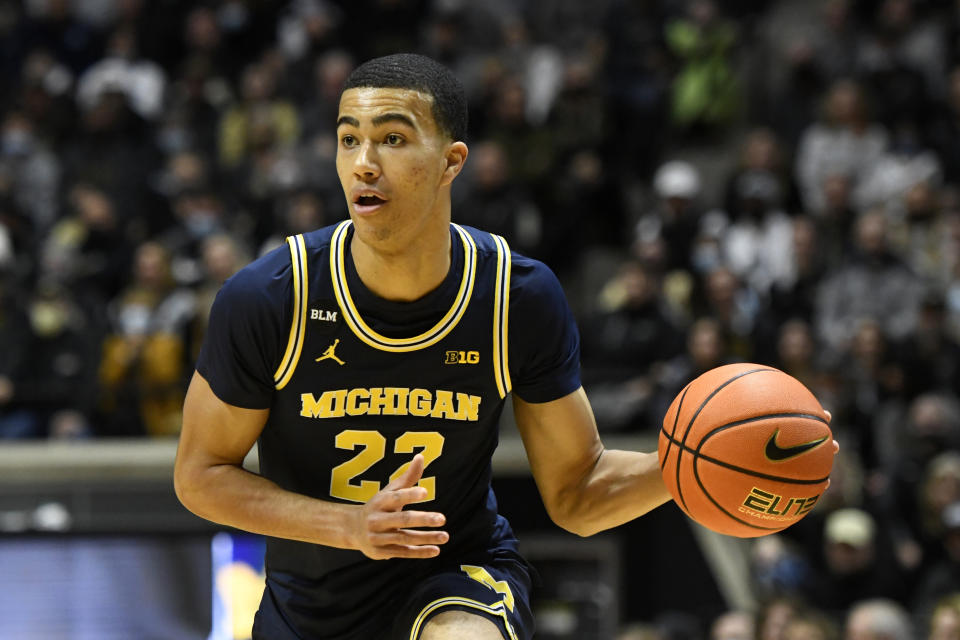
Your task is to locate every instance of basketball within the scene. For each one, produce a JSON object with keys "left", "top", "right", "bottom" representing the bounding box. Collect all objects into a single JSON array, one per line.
[{"left": 658, "top": 363, "right": 834, "bottom": 538}]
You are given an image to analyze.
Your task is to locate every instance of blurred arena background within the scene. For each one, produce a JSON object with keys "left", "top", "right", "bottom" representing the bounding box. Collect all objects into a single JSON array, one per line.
[{"left": 2, "top": 0, "right": 960, "bottom": 638}]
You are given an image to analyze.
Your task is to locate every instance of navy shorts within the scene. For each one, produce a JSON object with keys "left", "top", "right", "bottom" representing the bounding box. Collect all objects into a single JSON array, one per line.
[
  {"left": 252, "top": 551, "right": 535, "bottom": 640},
  {"left": 389, "top": 554, "right": 535, "bottom": 640}
]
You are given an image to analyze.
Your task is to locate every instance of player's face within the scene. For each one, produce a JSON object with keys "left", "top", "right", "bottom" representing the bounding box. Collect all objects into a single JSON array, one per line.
[{"left": 336, "top": 87, "right": 460, "bottom": 249}]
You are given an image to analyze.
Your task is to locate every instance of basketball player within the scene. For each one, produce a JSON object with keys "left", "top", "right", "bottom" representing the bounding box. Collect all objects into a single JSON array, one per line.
[{"left": 174, "top": 54, "right": 672, "bottom": 640}]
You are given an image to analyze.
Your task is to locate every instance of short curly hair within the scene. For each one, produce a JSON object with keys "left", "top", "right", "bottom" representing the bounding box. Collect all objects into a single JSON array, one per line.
[{"left": 341, "top": 53, "right": 467, "bottom": 142}]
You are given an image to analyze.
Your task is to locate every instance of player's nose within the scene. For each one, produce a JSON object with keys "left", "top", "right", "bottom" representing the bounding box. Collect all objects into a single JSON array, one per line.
[{"left": 353, "top": 141, "right": 381, "bottom": 179}]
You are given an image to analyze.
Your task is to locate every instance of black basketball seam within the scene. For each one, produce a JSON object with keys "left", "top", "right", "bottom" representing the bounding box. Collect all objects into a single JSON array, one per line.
[
  {"left": 660, "top": 429, "right": 831, "bottom": 484},
  {"left": 692, "top": 455, "right": 785, "bottom": 532},
  {"left": 696, "top": 411, "right": 831, "bottom": 481},
  {"left": 673, "top": 368, "right": 776, "bottom": 512},
  {"left": 692, "top": 412, "right": 828, "bottom": 531},
  {"left": 693, "top": 415, "right": 827, "bottom": 533},
  {"left": 660, "top": 384, "right": 690, "bottom": 473}
]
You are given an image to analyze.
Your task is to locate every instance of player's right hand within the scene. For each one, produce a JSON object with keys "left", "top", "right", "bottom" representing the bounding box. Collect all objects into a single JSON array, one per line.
[{"left": 351, "top": 453, "right": 449, "bottom": 560}]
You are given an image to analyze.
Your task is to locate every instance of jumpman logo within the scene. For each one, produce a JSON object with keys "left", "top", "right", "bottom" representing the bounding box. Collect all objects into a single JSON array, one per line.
[{"left": 316, "top": 339, "right": 346, "bottom": 365}]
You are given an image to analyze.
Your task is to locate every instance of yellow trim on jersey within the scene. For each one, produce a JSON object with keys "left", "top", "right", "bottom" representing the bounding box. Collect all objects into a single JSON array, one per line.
[
  {"left": 273, "top": 234, "right": 308, "bottom": 389},
  {"left": 492, "top": 234, "right": 512, "bottom": 398},
  {"left": 408, "top": 597, "right": 519, "bottom": 640},
  {"left": 329, "top": 220, "right": 477, "bottom": 352}
]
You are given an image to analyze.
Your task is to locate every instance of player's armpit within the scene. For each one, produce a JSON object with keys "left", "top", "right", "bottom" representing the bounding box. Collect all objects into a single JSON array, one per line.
[{"left": 513, "top": 387, "right": 671, "bottom": 537}]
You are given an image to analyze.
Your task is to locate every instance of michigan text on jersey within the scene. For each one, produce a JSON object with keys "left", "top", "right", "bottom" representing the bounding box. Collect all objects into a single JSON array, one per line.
[{"left": 300, "top": 388, "right": 482, "bottom": 421}]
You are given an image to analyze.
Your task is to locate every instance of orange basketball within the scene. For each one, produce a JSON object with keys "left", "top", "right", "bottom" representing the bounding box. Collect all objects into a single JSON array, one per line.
[{"left": 658, "top": 363, "right": 834, "bottom": 537}]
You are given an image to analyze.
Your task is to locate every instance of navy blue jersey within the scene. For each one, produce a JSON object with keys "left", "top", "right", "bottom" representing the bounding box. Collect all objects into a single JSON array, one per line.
[{"left": 196, "top": 221, "right": 580, "bottom": 637}]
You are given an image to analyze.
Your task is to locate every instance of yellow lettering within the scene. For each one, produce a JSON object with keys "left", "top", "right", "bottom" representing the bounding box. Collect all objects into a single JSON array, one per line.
[
  {"left": 391, "top": 388, "right": 409, "bottom": 416},
  {"left": 455, "top": 393, "right": 481, "bottom": 421},
  {"left": 300, "top": 390, "right": 346, "bottom": 418},
  {"left": 431, "top": 390, "right": 455, "bottom": 419},
  {"left": 367, "top": 388, "right": 388, "bottom": 416},
  {"left": 409, "top": 389, "right": 432, "bottom": 417},
  {"left": 300, "top": 393, "right": 322, "bottom": 418},
  {"left": 796, "top": 494, "right": 820, "bottom": 516},
  {"left": 301, "top": 387, "right": 480, "bottom": 421},
  {"left": 377, "top": 388, "right": 397, "bottom": 415},
  {"left": 743, "top": 488, "right": 774, "bottom": 512},
  {"left": 346, "top": 388, "right": 369, "bottom": 416}
]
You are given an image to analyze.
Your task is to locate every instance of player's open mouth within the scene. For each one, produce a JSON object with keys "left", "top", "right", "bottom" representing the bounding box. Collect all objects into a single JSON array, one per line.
[{"left": 353, "top": 193, "right": 387, "bottom": 214}]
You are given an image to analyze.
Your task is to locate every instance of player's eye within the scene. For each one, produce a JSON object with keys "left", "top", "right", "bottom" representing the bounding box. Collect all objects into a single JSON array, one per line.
[
  {"left": 385, "top": 134, "right": 404, "bottom": 146},
  {"left": 341, "top": 134, "right": 357, "bottom": 147}
]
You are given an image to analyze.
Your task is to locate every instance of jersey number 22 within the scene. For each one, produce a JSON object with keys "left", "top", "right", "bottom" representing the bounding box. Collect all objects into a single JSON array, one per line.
[{"left": 330, "top": 430, "right": 445, "bottom": 503}]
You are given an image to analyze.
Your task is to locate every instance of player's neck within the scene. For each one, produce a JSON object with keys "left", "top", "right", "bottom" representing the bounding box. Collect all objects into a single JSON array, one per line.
[{"left": 350, "top": 222, "right": 452, "bottom": 302}]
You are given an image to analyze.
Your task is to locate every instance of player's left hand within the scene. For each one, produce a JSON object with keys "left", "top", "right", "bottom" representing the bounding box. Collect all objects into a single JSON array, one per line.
[{"left": 349, "top": 453, "right": 450, "bottom": 560}]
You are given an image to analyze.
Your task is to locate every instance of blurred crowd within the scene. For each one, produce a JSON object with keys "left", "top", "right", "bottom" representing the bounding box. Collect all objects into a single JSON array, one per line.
[{"left": 3, "top": 0, "right": 960, "bottom": 636}]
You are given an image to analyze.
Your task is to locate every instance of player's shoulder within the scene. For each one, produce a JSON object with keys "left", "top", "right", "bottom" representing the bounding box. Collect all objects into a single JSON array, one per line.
[
  {"left": 222, "top": 241, "right": 292, "bottom": 300},
  {"left": 509, "top": 250, "right": 564, "bottom": 303}
]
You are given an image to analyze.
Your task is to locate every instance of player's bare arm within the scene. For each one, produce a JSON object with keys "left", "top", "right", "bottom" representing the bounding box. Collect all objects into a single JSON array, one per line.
[
  {"left": 513, "top": 386, "right": 672, "bottom": 537},
  {"left": 174, "top": 371, "right": 448, "bottom": 559}
]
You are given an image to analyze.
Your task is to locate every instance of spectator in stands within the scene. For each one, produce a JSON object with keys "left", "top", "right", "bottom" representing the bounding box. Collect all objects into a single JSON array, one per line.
[
  {"left": 479, "top": 75, "right": 556, "bottom": 190},
  {"left": 769, "top": 217, "right": 828, "bottom": 327},
  {"left": 581, "top": 259, "right": 684, "bottom": 431},
  {"left": 915, "top": 454, "right": 960, "bottom": 566},
  {"left": 453, "top": 139, "right": 543, "bottom": 260},
  {"left": 711, "top": 610, "right": 756, "bottom": 640},
  {"left": 913, "top": 505, "right": 960, "bottom": 637},
  {"left": 928, "top": 593, "right": 960, "bottom": 640},
  {"left": 655, "top": 317, "right": 732, "bottom": 422},
  {"left": 844, "top": 599, "right": 913, "bottom": 640},
  {"left": 853, "top": 0, "right": 944, "bottom": 128},
  {"left": 40, "top": 182, "right": 133, "bottom": 318},
  {"left": 0, "top": 280, "right": 98, "bottom": 438},
  {"left": 694, "top": 266, "right": 767, "bottom": 362},
  {"left": 774, "top": 319, "right": 821, "bottom": 390},
  {"left": 853, "top": 121, "right": 941, "bottom": 217},
  {"left": 783, "top": 610, "right": 840, "bottom": 640},
  {"left": 832, "top": 318, "right": 907, "bottom": 473},
  {"left": 635, "top": 159, "right": 704, "bottom": 276},
  {"left": 97, "top": 241, "right": 195, "bottom": 437},
  {"left": 0, "top": 109, "right": 61, "bottom": 235},
  {"left": 711, "top": 130, "right": 796, "bottom": 296},
  {"left": 218, "top": 62, "right": 300, "bottom": 170},
  {"left": 75, "top": 25, "right": 167, "bottom": 124},
  {"left": 295, "top": 49, "right": 354, "bottom": 141},
  {"left": 886, "top": 181, "right": 950, "bottom": 285},
  {"left": 808, "top": 508, "right": 908, "bottom": 620},
  {"left": 873, "top": 397, "right": 960, "bottom": 579},
  {"left": 190, "top": 232, "right": 249, "bottom": 361},
  {"left": 258, "top": 188, "right": 329, "bottom": 257},
  {"left": 601, "top": 0, "right": 671, "bottom": 179},
  {"left": 897, "top": 291, "right": 960, "bottom": 401},
  {"left": 756, "top": 597, "right": 805, "bottom": 640},
  {"left": 157, "top": 186, "right": 231, "bottom": 287},
  {"left": 815, "top": 209, "right": 922, "bottom": 353},
  {"left": 795, "top": 79, "right": 888, "bottom": 215},
  {"left": 664, "top": 0, "right": 741, "bottom": 138}
]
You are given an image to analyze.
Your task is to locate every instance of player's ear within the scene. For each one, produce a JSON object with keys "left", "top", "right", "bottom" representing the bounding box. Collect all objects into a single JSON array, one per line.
[{"left": 439, "top": 141, "right": 468, "bottom": 186}]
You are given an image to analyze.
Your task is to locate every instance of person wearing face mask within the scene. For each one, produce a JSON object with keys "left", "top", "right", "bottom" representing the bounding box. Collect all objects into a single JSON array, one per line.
[
  {"left": 98, "top": 241, "right": 196, "bottom": 437},
  {"left": 155, "top": 186, "right": 230, "bottom": 287},
  {"left": 0, "top": 110, "right": 62, "bottom": 234},
  {"left": 0, "top": 281, "right": 98, "bottom": 439},
  {"left": 814, "top": 208, "right": 923, "bottom": 354}
]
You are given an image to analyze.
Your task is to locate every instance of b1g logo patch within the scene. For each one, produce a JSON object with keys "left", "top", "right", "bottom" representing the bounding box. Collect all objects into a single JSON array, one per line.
[{"left": 445, "top": 350, "right": 480, "bottom": 365}]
